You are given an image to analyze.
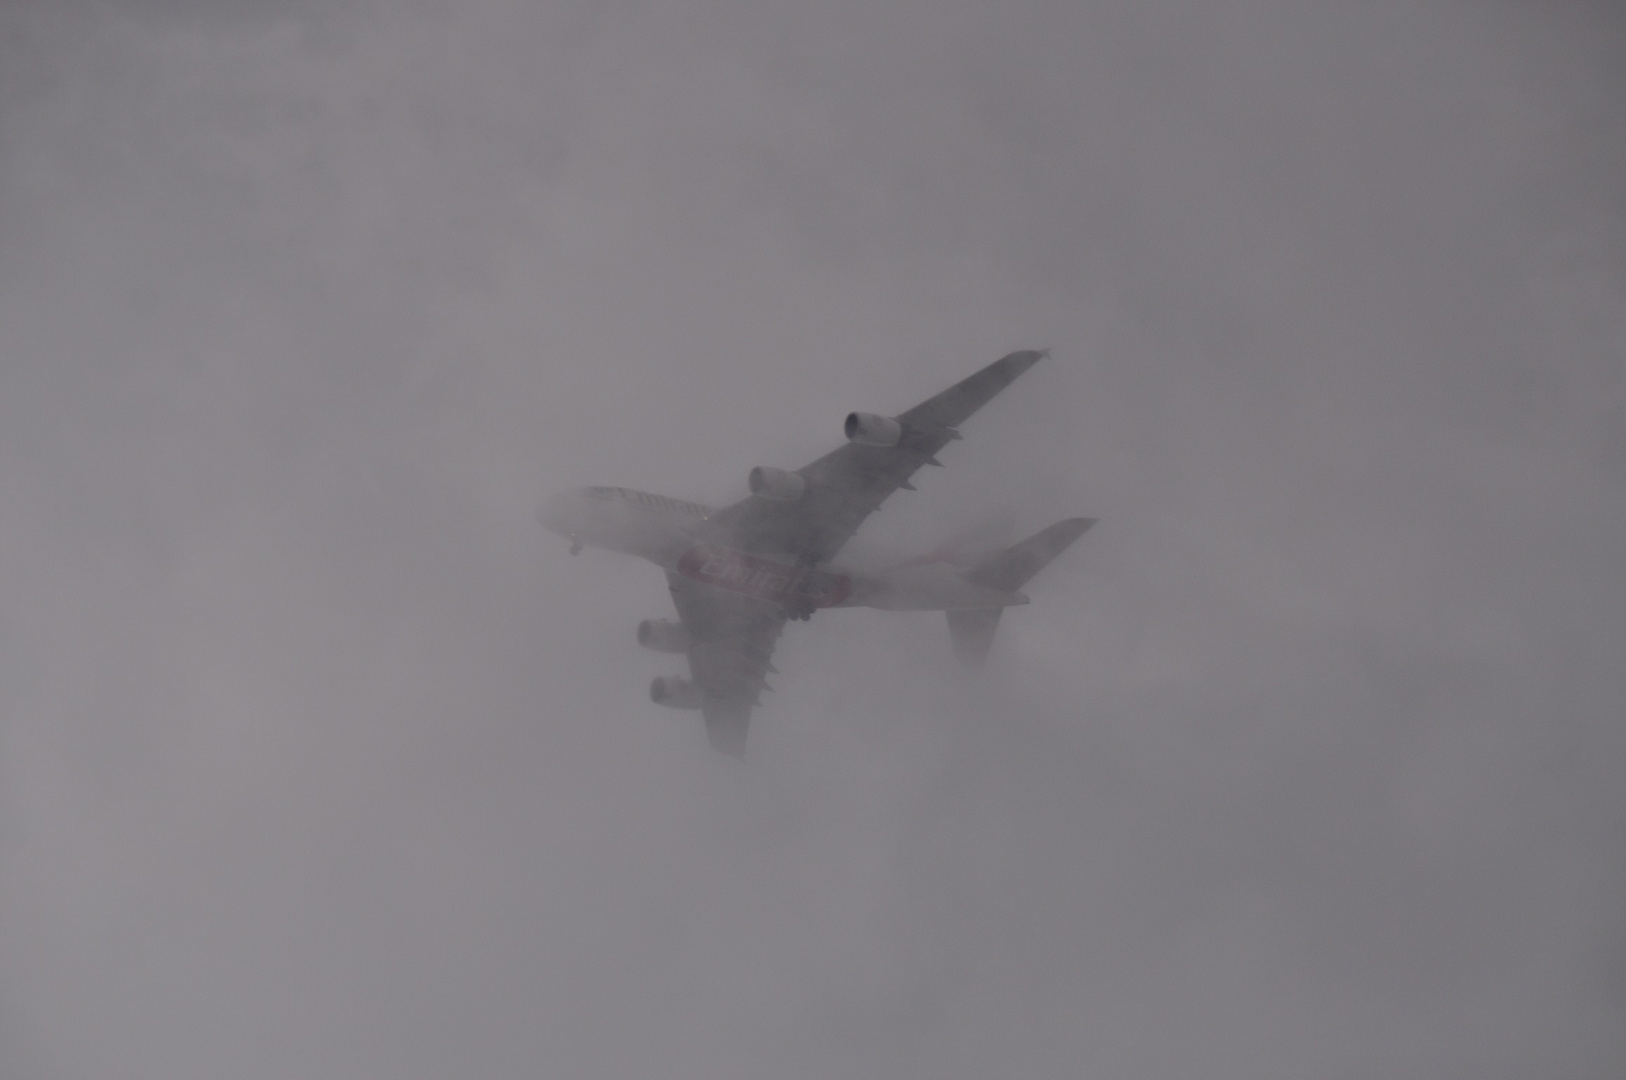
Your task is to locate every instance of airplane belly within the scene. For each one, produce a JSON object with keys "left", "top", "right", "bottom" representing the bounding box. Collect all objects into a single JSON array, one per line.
[{"left": 675, "top": 544, "right": 853, "bottom": 608}]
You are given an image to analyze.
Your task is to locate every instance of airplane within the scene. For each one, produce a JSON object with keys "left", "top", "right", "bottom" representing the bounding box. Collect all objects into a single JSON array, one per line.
[{"left": 539, "top": 349, "right": 1095, "bottom": 756}]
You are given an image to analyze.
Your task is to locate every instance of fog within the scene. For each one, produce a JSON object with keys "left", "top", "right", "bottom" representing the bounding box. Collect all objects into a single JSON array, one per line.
[{"left": 1, "top": 2, "right": 1621, "bottom": 1076}]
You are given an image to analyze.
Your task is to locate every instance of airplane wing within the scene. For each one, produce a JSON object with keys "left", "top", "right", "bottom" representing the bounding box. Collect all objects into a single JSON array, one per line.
[
  {"left": 666, "top": 569, "right": 786, "bottom": 756},
  {"left": 666, "top": 349, "right": 1046, "bottom": 754},
  {"left": 707, "top": 350, "right": 1047, "bottom": 563}
]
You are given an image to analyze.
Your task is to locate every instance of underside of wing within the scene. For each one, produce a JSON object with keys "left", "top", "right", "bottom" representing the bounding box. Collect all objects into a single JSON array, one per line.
[
  {"left": 707, "top": 350, "right": 1047, "bottom": 563},
  {"left": 666, "top": 571, "right": 786, "bottom": 757}
]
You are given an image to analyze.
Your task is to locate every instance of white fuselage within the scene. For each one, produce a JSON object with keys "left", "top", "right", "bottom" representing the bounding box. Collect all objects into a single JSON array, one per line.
[{"left": 540, "top": 486, "right": 1025, "bottom": 612}]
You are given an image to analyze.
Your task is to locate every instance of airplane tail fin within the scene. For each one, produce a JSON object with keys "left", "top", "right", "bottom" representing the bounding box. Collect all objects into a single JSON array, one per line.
[
  {"left": 948, "top": 517, "right": 1096, "bottom": 667},
  {"left": 947, "top": 609, "right": 1004, "bottom": 667}
]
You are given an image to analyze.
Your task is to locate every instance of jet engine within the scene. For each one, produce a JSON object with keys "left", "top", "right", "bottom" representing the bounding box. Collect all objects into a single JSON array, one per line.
[
  {"left": 636, "top": 618, "right": 691, "bottom": 654},
  {"left": 748, "top": 466, "right": 806, "bottom": 502},
  {"left": 844, "top": 412, "right": 903, "bottom": 447},
  {"left": 650, "top": 675, "right": 703, "bottom": 709}
]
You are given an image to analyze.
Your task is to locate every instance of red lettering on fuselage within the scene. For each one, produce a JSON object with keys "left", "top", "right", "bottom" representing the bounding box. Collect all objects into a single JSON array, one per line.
[{"left": 677, "top": 545, "right": 852, "bottom": 607}]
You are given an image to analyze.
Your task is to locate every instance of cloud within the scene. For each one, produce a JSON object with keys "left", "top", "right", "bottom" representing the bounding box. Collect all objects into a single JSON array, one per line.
[{"left": 1, "top": 2, "right": 1621, "bottom": 1077}]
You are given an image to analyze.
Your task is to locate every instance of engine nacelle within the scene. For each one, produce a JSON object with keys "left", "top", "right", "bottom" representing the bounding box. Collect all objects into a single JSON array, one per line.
[
  {"left": 636, "top": 618, "right": 691, "bottom": 654},
  {"left": 650, "top": 675, "right": 703, "bottom": 710},
  {"left": 844, "top": 412, "right": 903, "bottom": 447},
  {"left": 748, "top": 466, "right": 807, "bottom": 502}
]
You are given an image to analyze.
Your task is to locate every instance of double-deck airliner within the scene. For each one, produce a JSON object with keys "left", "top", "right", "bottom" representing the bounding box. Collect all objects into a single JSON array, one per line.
[{"left": 540, "top": 349, "right": 1094, "bottom": 755}]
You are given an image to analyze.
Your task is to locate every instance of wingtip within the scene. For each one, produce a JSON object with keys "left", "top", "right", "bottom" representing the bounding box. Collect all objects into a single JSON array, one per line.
[
  {"left": 1008, "top": 347, "right": 1048, "bottom": 373},
  {"left": 997, "top": 348, "right": 1048, "bottom": 370}
]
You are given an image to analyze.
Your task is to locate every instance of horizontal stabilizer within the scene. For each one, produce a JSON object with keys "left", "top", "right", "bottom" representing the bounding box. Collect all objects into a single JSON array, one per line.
[
  {"left": 948, "top": 517, "right": 1094, "bottom": 667},
  {"left": 963, "top": 518, "right": 1096, "bottom": 593}
]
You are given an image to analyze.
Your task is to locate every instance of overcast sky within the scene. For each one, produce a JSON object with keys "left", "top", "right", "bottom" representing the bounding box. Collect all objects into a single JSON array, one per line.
[{"left": 1, "top": 1, "right": 1621, "bottom": 1077}]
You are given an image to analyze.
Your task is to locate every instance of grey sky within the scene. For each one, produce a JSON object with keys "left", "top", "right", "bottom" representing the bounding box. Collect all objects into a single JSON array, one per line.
[{"left": 1, "top": 1, "right": 1621, "bottom": 1077}]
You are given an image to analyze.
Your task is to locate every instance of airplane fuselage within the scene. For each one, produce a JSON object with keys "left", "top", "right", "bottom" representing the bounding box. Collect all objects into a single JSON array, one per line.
[
  {"left": 540, "top": 485, "right": 1023, "bottom": 612},
  {"left": 540, "top": 485, "right": 711, "bottom": 567},
  {"left": 538, "top": 350, "right": 1089, "bottom": 756}
]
